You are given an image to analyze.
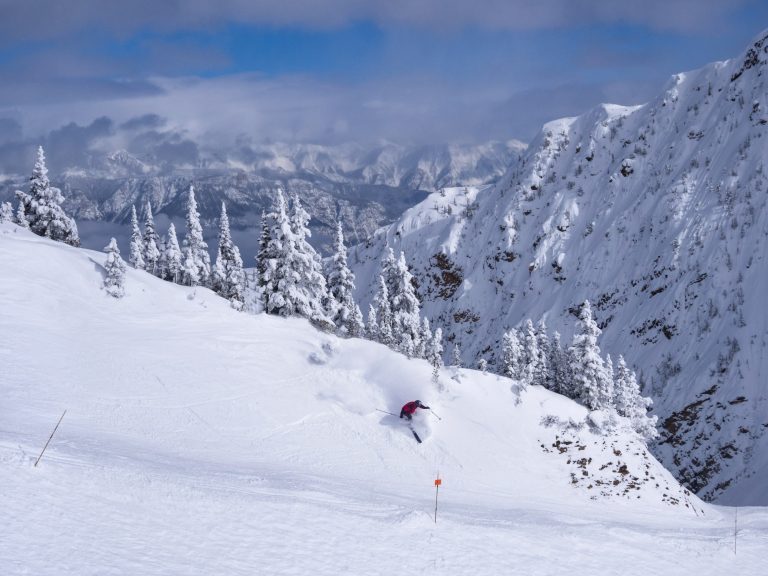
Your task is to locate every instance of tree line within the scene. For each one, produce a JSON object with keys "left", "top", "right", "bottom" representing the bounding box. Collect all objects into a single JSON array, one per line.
[{"left": 501, "top": 302, "right": 657, "bottom": 439}]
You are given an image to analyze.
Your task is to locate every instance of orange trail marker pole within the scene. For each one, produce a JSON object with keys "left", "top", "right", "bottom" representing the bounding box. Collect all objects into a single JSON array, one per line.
[
  {"left": 434, "top": 476, "right": 442, "bottom": 523},
  {"left": 34, "top": 410, "right": 67, "bottom": 467}
]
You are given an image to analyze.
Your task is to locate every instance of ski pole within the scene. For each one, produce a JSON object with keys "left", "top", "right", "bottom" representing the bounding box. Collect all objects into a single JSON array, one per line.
[
  {"left": 34, "top": 410, "right": 67, "bottom": 467},
  {"left": 430, "top": 410, "right": 442, "bottom": 421},
  {"left": 376, "top": 408, "right": 399, "bottom": 417}
]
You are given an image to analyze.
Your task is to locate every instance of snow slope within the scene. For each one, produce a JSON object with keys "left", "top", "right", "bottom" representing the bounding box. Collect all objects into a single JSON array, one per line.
[
  {"left": 350, "top": 30, "right": 768, "bottom": 504},
  {"left": 1, "top": 223, "right": 766, "bottom": 574}
]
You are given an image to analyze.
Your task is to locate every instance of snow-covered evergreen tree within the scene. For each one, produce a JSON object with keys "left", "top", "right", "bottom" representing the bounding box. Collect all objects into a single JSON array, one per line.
[
  {"left": 260, "top": 191, "right": 330, "bottom": 324},
  {"left": 613, "top": 356, "right": 635, "bottom": 418},
  {"left": 164, "top": 223, "right": 183, "bottom": 283},
  {"left": 213, "top": 247, "right": 224, "bottom": 288},
  {"left": 15, "top": 146, "right": 79, "bottom": 246},
  {"left": 156, "top": 235, "right": 168, "bottom": 280},
  {"left": 0, "top": 202, "right": 13, "bottom": 223},
  {"left": 182, "top": 249, "right": 199, "bottom": 286},
  {"left": 15, "top": 202, "right": 29, "bottom": 229},
  {"left": 426, "top": 326, "right": 444, "bottom": 367},
  {"left": 452, "top": 342, "right": 462, "bottom": 368},
  {"left": 327, "top": 220, "right": 359, "bottom": 334},
  {"left": 256, "top": 210, "right": 270, "bottom": 288},
  {"left": 427, "top": 327, "right": 444, "bottom": 386},
  {"left": 416, "top": 317, "right": 432, "bottom": 359},
  {"left": 212, "top": 202, "right": 246, "bottom": 309},
  {"left": 182, "top": 186, "right": 211, "bottom": 287},
  {"left": 346, "top": 302, "right": 365, "bottom": 338},
  {"left": 381, "top": 246, "right": 399, "bottom": 301},
  {"left": 549, "top": 331, "right": 571, "bottom": 397},
  {"left": 142, "top": 202, "right": 160, "bottom": 275},
  {"left": 288, "top": 193, "right": 331, "bottom": 324},
  {"left": 568, "top": 301, "right": 614, "bottom": 411},
  {"left": 373, "top": 275, "right": 394, "bottom": 346},
  {"left": 390, "top": 251, "right": 422, "bottom": 357},
  {"left": 521, "top": 319, "right": 540, "bottom": 388},
  {"left": 260, "top": 190, "right": 293, "bottom": 315},
  {"left": 535, "top": 319, "right": 551, "bottom": 388},
  {"left": 128, "top": 205, "right": 145, "bottom": 270},
  {"left": 614, "top": 355, "right": 658, "bottom": 440},
  {"left": 103, "top": 238, "right": 126, "bottom": 298},
  {"left": 606, "top": 354, "right": 615, "bottom": 391},
  {"left": 501, "top": 328, "right": 524, "bottom": 380},
  {"left": 367, "top": 304, "right": 379, "bottom": 342}
]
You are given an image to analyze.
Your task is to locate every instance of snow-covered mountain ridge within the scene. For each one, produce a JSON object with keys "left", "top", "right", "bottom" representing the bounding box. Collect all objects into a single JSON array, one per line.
[
  {"left": 77, "top": 140, "right": 526, "bottom": 191},
  {"left": 350, "top": 30, "right": 768, "bottom": 504},
  {"left": 4, "top": 223, "right": 759, "bottom": 575},
  {"left": 0, "top": 140, "right": 524, "bottom": 255}
]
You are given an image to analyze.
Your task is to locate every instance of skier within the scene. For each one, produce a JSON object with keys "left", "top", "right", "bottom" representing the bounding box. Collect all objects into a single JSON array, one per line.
[{"left": 399, "top": 400, "right": 430, "bottom": 421}]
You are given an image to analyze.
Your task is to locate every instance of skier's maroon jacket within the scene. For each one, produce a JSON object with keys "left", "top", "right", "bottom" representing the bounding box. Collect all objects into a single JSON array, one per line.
[{"left": 400, "top": 400, "right": 430, "bottom": 419}]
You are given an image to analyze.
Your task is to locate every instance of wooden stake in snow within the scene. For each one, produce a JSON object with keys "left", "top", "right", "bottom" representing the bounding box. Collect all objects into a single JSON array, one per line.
[
  {"left": 434, "top": 475, "right": 442, "bottom": 523},
  {"left": 34, "top": 410, "right": 67, "bottom": 467}
]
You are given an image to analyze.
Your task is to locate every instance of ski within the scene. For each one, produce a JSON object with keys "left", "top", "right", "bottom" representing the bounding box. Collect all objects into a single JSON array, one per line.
[{"left": 377, "top": 408, "right": 421, "bottom": 442}]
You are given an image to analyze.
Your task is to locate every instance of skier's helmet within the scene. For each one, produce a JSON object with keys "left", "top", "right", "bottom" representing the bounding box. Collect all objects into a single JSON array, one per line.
[{"left": 414, "top": 400, "right": 421, "bottom": 405}]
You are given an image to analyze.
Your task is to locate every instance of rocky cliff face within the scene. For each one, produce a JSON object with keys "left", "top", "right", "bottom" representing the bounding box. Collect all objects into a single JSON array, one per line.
[{"left": 350, "top": 30, "right": 768, "bottom": 505}]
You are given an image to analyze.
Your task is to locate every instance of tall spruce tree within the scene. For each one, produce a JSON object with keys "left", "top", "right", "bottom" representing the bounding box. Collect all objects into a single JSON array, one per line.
[
  {"left": 15, "top": 146, "right": 79, "bottom": 246},
  {"left": 142, "top": 202, "right": 160, "bottom": 275},
  {"left": 165, "top": 223, "right": 183, "bottom": 283},
  {"left": 452, "top": 342, "right": 462, "bottom": 368},
  {"left": 182, "top": 186, "right": 211, "bottom": 286},
  {"left": 521, "top": 319, "right": 540, "bottom": 388},
  {"left": 416, "top": 317, "right": 432, "bottom": 359},
  {"left": 568, "top": 301, "right": 614, "bottom": 410},
  {"left": 212, "top": 202, "right": 246, "bottom": 309},
  {"left": 366, "top": 303, "right": 379, "bottom": 342},
  {"left": 614, "top": 355, "right": 658, "bottom": 440},
  {"left": 260, "top": 191, "right": 330, "bottom": 324},
  {"left": 288, "top": 193, "right": 331, "bottom": 324},
  {"left": 103, "top": 238, "right": 127, "bottom": 298},
  {"left": 390, "top": 251, "right": 422, "bottom": 357},
  {"left": 535, "top": 319, "right": 551, "bottom": 388},
  {"left": 381, "top": 246, "right": 399, "bottom": 300},
  {"left": 156, "top": 235, "right": 168, "bottom": 280},
  {"left": 427, "top": 327, "right": 444, "bottom": 386},
  {"left": 346, "top": 302, "right": 365, "bottom": 338},
  {"left": 256, "top": 210, "right": 270, "bottom": 288},
  {"left": 260, "top": 190, "right": 294, "bottom": 315},
  {"left": 327, "top": 220, "right": 359, "bottom": 334},
  {"left": 501, "top": 328, "right": 524, "bottom": 380},
  {"left": 549, "top": 331, "right": 571, "bottom": 397},
  {"left": 15, "top": 201, "right": 29, "bottom": 228},
  {"left": 0, "top": 202, "right": 13, "bottom": 223},
  {"left": 373, "top": 275, "right": 394, "bottom": 346},
  {"left": 129, "top": 205, "right": 145, "bottom": 269}
]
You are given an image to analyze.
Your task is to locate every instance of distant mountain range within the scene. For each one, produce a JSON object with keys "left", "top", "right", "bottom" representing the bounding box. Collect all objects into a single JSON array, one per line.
[{"left": 0, "top": 140, "right": 525, "bottom": 256}]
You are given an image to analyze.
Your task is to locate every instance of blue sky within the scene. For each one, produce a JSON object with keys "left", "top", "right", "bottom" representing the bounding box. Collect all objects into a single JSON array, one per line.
[{"left": 0, "top": 0, "right": 767, "bottom": 170}]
